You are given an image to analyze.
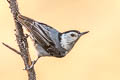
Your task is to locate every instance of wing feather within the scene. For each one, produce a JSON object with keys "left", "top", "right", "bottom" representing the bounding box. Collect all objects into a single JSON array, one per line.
[{"left": 17, "top": 14, "right": 55, "bottom": 48}]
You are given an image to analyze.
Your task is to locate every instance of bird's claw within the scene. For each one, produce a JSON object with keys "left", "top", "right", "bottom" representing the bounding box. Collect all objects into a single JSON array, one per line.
[
  {"left": 23, "top": 61, "right": 36, "bottom": 70},
  {"left": 23, "top": 57, "right": 40, "bottom": 70},
  {"left": 24, "top": 34, "right": 29, "bottom": 39}
]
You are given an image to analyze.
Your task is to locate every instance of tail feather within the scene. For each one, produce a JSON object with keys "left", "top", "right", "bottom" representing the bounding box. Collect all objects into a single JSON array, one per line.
[{"left": 17, "top": 14, "right": 35, "bottom": 32}]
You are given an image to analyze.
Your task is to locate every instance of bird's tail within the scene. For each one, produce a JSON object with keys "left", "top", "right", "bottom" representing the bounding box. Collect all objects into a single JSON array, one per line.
[{"left": 17, "top": 13, "right": 35, "bottom": 32}]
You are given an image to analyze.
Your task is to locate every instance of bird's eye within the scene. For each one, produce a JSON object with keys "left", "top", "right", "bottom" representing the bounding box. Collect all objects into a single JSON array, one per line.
[{"left": 71, "top": 34, "right": 76, "bottom": 37}]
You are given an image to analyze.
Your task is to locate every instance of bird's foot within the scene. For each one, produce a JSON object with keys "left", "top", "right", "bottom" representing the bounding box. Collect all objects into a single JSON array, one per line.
[
  {"left": 23, "top": 60, "right": 36, "bottom": 70},
  {"left": 23, "top": 57, "right": 40, "bottom": 70},
  {"left": 24, "top": 34, "right": 29, "bottom": 39}
]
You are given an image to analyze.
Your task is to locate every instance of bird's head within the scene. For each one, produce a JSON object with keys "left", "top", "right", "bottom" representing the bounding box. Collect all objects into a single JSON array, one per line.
[
  {"left": 62, "top": 30, "right": 89, "bottom": 42},
  {"left": 60, "top": 30, "right": 89, "bottom": 50}
]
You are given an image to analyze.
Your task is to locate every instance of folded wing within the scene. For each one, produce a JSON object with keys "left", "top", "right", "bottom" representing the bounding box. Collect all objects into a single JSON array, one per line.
[{"left": 17, "top": 14, "right": 55, "bottom": 49}]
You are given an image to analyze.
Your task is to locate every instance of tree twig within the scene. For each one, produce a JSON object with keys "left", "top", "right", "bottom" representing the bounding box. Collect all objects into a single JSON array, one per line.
[
  {"left": 2, "top": 42, "right": 21, "bottom": 55},
  {"left": 6, "top": 0, "right": 36, "bottom": 80}
]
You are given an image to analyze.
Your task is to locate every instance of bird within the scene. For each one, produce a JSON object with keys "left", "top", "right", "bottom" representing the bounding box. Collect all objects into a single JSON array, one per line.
[{"left": 17, "top": 13, "right": 89, "bottom": 69}]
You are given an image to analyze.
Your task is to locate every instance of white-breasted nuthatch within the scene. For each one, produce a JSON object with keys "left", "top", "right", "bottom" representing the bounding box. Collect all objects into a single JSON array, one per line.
[{"left": 17, "top": 13, "right": 89, "bottom": 69}]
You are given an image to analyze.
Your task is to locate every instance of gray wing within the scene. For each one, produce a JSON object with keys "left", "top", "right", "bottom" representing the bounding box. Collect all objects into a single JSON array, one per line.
[
  {"left": 32, "top": 21, "right": 57, "bottom": 47},
  {"left": 33, "top": 22, "right": 68, "bottom": 57},
  {"left": 17, "top": 14, "right": 57, "bottom": 47},
  {"left": 35, "top": 22, "right": 67, "bottom": 56},
  {"left": 17, "top": 14, "right": 67, "bottom": 57}
]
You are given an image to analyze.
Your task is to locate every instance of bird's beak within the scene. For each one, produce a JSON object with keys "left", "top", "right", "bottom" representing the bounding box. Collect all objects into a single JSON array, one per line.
[{"left": 80, "top": 31, "right": 89, "bottom": 35}]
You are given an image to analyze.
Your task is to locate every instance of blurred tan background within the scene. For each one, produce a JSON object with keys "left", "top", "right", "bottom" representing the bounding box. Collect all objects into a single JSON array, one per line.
[{"left": 0, "top": 0, "right": 120, "bottom": 80}]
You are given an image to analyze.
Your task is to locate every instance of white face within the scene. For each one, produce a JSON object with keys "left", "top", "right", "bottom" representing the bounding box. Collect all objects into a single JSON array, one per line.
[
  {"left": 60, "top": 32, "right": 80, "bottom": 50},
  {"left": 63, "top": 32, "right": 80, "bottom": 42},
  {"left": 60, "top": 30, "right": 89, "bottom": 51}
]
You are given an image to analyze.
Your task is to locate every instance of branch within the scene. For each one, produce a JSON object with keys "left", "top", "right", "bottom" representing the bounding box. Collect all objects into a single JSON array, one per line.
[
  {"left": 6, "top": 0, "right": 36, "bottom": 80},
  {"left": 2, "top": 42, "right": 21, "bottom": 55}
]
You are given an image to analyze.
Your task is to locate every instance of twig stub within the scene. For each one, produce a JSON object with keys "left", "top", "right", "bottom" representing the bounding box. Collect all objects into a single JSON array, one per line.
[{"left": 2, "top": 42, "right": 21, "bottom": 55}]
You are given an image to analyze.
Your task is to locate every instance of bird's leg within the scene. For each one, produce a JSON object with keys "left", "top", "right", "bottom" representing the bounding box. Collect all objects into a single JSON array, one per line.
[
  {"left": 25, "top": 56, "right": 40, "bottom": 70},
  {"left": 31, "top": 57, "right": 40, "bottom": 66},
  {"left": 24, "top": 34, "right": 29, "bottom": 39}
]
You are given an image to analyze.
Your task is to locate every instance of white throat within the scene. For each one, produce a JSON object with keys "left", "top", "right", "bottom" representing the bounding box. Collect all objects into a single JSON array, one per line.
[{"left": 60, "top": 34, "right": 75, "bottom": 50}]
